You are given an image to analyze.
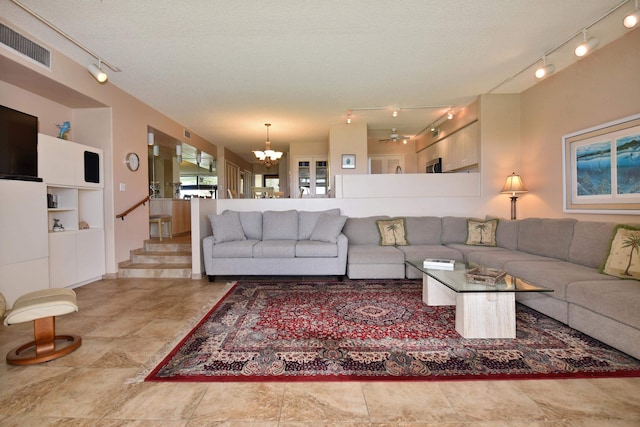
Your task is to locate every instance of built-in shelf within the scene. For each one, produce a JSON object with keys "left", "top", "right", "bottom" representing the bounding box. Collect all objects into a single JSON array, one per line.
[{"left": 39, "top": 134, "right": 105, "bottom": 288}]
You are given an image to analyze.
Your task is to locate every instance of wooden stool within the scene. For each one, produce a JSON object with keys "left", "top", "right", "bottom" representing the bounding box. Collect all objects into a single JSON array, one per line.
[
  {"left": 149, "top": 214, "right": 172, "bottom": 241},
  {"left": 3, "top": 288, "right": 82, "bottom": 366}
]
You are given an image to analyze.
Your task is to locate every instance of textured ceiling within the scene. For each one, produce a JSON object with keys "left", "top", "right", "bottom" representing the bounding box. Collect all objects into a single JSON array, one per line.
[{"left": 3, "top": 0, "right": 636, "bottom": 162}]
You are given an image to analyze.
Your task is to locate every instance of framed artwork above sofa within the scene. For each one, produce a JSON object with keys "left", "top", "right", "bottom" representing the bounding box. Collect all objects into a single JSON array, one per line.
[{"left": 563, "top": 113, "right": 640, "bottom": 214}]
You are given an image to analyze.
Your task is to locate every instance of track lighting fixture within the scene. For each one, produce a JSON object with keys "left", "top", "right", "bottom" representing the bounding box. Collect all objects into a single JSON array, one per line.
[
  {"left": 346, "top": 110, "right": 352, "bottom": 124},
  {"left": 535, "top": 56, "right": 555, "bottom": 79},
  {"left": 447, "top": 110, "right": 454, "bottom": 120},
  {"left": 88, "top": 62, "right": 107, "bottom": 83},
  {"left": 147, "top": 132, "right": 154, "bottom": 146},
  {"left": 153, "top": 145, "right": 160, "bottom": 157},
  {"left": 392, "top": 110, "right": 399, "bottom": 118},
  {"left": 535, "top": 64, "right": 555, "bottom": 79},
  {"left": 575, "top": 30, "right": 599, "bottom": 57},
  {"left": 10, "top": 1, "right": 120, "bottom": 83},
  {"left": 430, "top": 124, "right": 436, "bottom": 132},
  {"left": 624, "top": 1, "right": 639, "bottom": 28},
  {"left": 624, "top": 10, "right": 640, "bottom": 27}
]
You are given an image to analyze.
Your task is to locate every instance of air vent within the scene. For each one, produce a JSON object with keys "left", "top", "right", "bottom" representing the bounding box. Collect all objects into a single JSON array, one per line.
[
  {"left": 0, "top": 23, "right": 51, "bottom": 68},
  {"left": 183, "top": 129, "right": 191, "bottom": 139}
]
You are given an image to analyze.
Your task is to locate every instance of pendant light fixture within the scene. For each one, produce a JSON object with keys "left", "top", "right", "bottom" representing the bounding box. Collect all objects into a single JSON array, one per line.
[{"left": 253, "top": 123, "right": 283, "bottom": 168}]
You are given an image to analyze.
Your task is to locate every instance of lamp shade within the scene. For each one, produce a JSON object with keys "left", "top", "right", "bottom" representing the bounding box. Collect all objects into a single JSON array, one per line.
[{"left": 501, "top": 173, "right": 528, "bottom": 195}]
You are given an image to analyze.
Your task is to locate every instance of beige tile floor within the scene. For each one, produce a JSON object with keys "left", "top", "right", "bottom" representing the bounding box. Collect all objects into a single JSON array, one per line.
[{"left": 1, "top": 276, "right": 639, "bottom": 426}]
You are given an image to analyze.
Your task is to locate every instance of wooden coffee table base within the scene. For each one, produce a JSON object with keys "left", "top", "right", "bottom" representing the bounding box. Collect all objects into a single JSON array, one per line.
[{"left": 423, "top": 275, "right": 516, "bottom": 339}]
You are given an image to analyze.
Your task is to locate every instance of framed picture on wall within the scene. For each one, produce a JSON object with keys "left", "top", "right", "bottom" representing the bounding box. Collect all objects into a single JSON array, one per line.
[
  {"left": 562, "top": 113, "right": 640, "bottom": 214},
  {"left": 342, "top": 154, "right": 356, "bottom": 169}
]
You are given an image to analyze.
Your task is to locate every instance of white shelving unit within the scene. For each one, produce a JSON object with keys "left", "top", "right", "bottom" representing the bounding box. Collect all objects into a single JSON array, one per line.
[{"left": 39, "top": 134, "right": 105, "bottom": 288}]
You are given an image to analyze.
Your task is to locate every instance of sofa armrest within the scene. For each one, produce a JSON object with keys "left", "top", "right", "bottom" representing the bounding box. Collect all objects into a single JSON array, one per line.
[
  {"left": 337, "top": 233, "right": 348, "bottom": 262},
  {"left": 203, "top": 235, "right": 214, "bottom": 259}
]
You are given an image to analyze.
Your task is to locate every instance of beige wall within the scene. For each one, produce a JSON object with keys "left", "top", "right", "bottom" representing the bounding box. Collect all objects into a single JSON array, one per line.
[
  {"left": 329, "top": 123, "right": 368, "bottom": 191},
  {"left": 1, "top": 19, "right": 219, "bottom": 271},
  {"left": 520, "top": 27, "right": 640, "bottom": 223}
]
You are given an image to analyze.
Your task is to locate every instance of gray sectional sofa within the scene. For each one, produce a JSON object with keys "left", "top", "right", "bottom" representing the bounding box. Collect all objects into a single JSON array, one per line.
[
  {"left": 203, "top": 209, "right": 348, "bottom": 280},
  {"left": 342, "top": 215, "right": 640, "bottom": 360},
  {"left": 202, "top": 210, "right": 639, "bottom": 359}
]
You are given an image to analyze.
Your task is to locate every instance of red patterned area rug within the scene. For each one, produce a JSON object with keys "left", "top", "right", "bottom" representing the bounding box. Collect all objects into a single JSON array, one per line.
[{"left": 144, "top": 280, "right": 640, "bottom": 382}]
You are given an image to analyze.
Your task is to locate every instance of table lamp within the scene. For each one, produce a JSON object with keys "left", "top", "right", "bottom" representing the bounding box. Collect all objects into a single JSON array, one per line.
[{"left": 501, "top": 172, "right": 528, "bottom": 220}]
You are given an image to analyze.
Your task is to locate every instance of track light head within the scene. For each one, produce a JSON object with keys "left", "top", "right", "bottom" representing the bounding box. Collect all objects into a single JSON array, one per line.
[
  {"left": 392, "top": 109, "right": 399, "bottom": 118},
  {"left": 87, "top": 62, "right": 108, "bottom": 83},
  {"left": 575, "top": 37, "right": 599, "bottom": 57},
  {"left": 535, "top": 64, "right": 555, "bottom": 79},
  {"left": 447, "top": 110, "right": 454, "bottom": 120},
  {"left": 623, "top": 10, "right": 640, "bottom": 28}
]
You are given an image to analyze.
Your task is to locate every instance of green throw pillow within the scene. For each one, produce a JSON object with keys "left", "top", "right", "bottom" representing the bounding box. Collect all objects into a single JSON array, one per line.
[
  {"left": 466, "top": 219, "right": 498, "bottom": 246},
  {"left": 601, "top": 224, "right": 640, "bottom": 280},
  {"left": 376, "top": 218, "right": 409, "bottom": 246}
]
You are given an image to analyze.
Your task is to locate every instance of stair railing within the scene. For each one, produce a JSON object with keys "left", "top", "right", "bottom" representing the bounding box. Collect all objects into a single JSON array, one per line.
[{"left": 116, "top": 196, "right": 150, "bottom": 220}]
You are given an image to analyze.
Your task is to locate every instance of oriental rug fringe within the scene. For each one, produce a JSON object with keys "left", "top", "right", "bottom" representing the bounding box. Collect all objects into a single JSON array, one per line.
[{"left": 138, "top": 279, "right": 640, "bottom": 382}]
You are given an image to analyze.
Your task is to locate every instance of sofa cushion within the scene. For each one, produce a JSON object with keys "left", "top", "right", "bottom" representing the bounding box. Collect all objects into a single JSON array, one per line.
[
  {"left": 601, "top": 224, "right": 640, "bottom": 280},
  {"left": 208, "top": 212, "right": 246, "bottom": 244},
  {"left": 441, "top": 216, "right": 470, "bottom": 244},
  {"left": 486, "top": 216, "right": 519, "bottom": 250},
  {"left": 466, "top": 219, "right": 498, "bottom": 246},
  {"left": 504, "top": 260, "right": 610, "bottom": 299},
  {"left": 253, "top": 240, "right": 296, "bottom": 258},
  {"left": 517, "top": 218, "right": 577, "bottom": 261},
  {"left": 398, "top": 245, "right": 465, "bottom": 264},
  {"left": 376, "top": 218, "right": 409, "bottom": 246},
  {"left": 446, "top": 243, "right": 505, "bottom": 261},
  {"left": 566, "top": 279, "right": 640, "bottom": 329},
  {"left": 310, "top": 213, "right": 347, "bottom": 244},
  {"left": 263, "top": 210, "right": 298, "bottom": 240},
  {"left": 211, "top": 240, "right": 258, "bottom": 258},
  {"left": 467, "top": 249, "right": 555, "bottom": 270},
  {"left": 298, "top": 209, "right": 340, "bottom": 240},
  {"left": 568, "top": 221, "right": 616, "bottom": 269},
  {"left": 296, "top": 240, "right": 339, "bottom": 258},
  {"left": 343, "top": 216, "right": 390, "bottom": 245},
  {"left": 347, "top": 245, "right": 405, "bottom": 264},
  {"left": 404, "top": 216, "right": 442, "bottom": 245}
]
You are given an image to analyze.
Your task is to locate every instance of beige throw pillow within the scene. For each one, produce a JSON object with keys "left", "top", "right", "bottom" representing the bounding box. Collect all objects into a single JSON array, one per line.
[
  {"left": 376, "top": 218, "right": 409, "bottom": 246},
  {"left": 601, "top": 225, "right": 640, "bottom": 280},
  {"left": 466, "top": 219, "right": 498, "bottom": 246}
]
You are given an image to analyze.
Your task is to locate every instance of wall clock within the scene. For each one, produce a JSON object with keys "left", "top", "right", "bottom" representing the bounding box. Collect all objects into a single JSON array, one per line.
[{"left": 125, "top": 152, "right": 140, "bottom": 171}]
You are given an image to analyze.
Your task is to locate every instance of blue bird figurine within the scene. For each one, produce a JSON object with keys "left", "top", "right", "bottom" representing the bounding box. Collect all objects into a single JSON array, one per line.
[{"left": 56, "top": 121, "right": 71, "bottom": 139}]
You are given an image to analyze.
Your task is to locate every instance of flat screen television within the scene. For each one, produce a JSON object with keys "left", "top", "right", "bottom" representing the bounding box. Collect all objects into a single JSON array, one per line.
[{"left": 0, "top": 105, "right": 41, "bottom": 182}]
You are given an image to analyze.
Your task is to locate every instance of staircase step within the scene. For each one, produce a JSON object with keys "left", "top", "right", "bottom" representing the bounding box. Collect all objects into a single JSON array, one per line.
[
  {"left": 130, "top": 249, "right": 192, "bottom": 264},
  {"left": 143, "top": 240, "right": 191, "bottom": 253},
  {"left": 118, "top": 261, "right": 192, "bottom": 279}
]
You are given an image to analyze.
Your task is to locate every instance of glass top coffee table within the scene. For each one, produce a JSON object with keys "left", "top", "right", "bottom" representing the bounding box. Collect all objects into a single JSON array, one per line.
[{"left": 406, "top": 260, "right": 552, "bottom": 339}]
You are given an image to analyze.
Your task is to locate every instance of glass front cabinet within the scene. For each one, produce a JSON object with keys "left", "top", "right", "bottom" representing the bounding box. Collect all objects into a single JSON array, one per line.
[{"left": 293, "top": 156, "right": 328, "bottom": 198}]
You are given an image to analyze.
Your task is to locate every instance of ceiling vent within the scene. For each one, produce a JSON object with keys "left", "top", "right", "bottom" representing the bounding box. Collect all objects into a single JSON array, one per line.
[{"left": 0, "top": 23, "right": 51, "bottom": 68}]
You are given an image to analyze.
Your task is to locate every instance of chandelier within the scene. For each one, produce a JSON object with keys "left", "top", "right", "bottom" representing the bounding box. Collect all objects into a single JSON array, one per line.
[{"left": 253, "top": 123, "right": 283, "bottom": 167}]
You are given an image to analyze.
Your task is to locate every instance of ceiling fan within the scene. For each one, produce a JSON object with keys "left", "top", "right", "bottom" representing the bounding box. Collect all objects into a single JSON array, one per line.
[{"left": 378, "top": 128, "right": 410, "bottom": 143}]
